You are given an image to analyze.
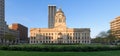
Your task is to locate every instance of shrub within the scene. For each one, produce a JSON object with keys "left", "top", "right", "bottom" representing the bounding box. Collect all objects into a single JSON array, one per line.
[{"left": 0, "top": 45, "right": 120, "bottom": 52}]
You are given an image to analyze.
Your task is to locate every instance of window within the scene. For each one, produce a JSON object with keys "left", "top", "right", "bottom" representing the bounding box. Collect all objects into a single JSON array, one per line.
[
  {"left": 46, "top": 33, "right": 48, "bottom": 35},
  {"left": 82, "top": 33, "right": 84, "bottom": 36},
  {"left": 43, "top": 41, "right": 45, "bottom": 43},
  {"left": 31, "top": 37, "right": 33, "bottom": 39},
  {"left": 46, "top": 41, "right": 48, "bottom": 43},
  {"left": 49, "top": 33, "right": 50, "bottom": 35},
  {"left": 76, "top": 37, "right": 77, "bottom": 39},
  {"left": 43, "top": 33, "right": 45, "bottom": 35},
  {"left": 49, "top": 41, "right": 50, "bottom": 43},
  {"left": 52, "top": 37, "right": 53, "bottom": 39},
  {"left": 51, "top": 33, "right": 53, "bottom": 35},
  {"left": 70, "top": 37, "right": 72, "bottom": 39},
  {"left": 58, "top": 32, "right": 62, "bottom": 35},
  {"left": 36, "top": 41, "right": 38, "bottom": 43},
  {"left": 59, "top": 19, "right": 62, "bottom": 23},
  {"left": 46, "top": 37, "right": 48, "bottom": 39},
  {"left": 79, "top": 41, "right": 80, "bottom": 43},
  {"left": 82, "top": 41, "right": 84, "bottom": 43},
  {"left": 67, "top": 33, "right": 69, "bottom": 35},
  {"left": 40, "top": 41, "right": 42, "bottom": 43},
  {"left": 49, "top": 37, "right": 51, "bottom": 39},
  {"left": 82, "top": 37, "right": 84, "bottom": 39},
  {"left": 76, "top": 33, "right": 77, "bottom": 35},
  {"left": 67, "top": 37, "right": 69, "bottom": 39},
  {"left": 33, "top": 37, "right": 35, "bottom": 39},
  {"left": 31, "top": 41, "right": 33, "bottom": 43},
  {"left": 73, "top": 41, "right": 74, "bottom": 43},
  {"left": 70, "top": 33, "right": 72, "bottom": 35},
  {"left": 88, "top": 41, "right": 89, "bottom": 43},
  {"left": 85, "top": 41, "right": 86, "bottom": 43},
  {"left": 52, "top": 41, "right": 53, "bottom": 43},
  {"left": 78, "top": 37, "right": 80, "bottom": 39},
  {"left": 73, "top": 37, "right": 75, "bottom": 39}
]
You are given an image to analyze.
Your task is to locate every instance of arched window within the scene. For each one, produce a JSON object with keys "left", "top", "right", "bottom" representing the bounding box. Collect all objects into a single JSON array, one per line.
[
  {"left": 59, "top": 19, "right": 62, "bottom": 23},
  {"left": 58, "top": 32, "right": 62, "bottom": 35}
]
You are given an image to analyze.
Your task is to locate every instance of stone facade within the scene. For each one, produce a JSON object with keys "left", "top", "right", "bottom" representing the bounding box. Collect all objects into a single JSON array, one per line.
[
  {"left": 30, "top": 6, "right": 91, "bottom": 44},
  {"left": 30, "top": 28, "right": 90, "bottom": 44}
]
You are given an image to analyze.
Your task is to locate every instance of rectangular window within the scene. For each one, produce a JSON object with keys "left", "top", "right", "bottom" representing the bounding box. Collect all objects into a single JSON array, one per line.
[
  {"left": 46, "top": 33, "right": 48, "bottom": 35},
  {"left": 52, "top": 33, "right": 53, "bottom": 35},
  {"left": 49, "top": 33, "right": 50, "bottom": 35}
]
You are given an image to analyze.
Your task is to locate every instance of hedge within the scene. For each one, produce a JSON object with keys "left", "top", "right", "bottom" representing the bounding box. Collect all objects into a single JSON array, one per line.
[{"left": 0, "top": 45, "right": 120, "bottom": 52}]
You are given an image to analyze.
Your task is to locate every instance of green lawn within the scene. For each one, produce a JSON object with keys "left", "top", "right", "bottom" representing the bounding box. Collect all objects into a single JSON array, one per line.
[{"left": 0, "top": 50, "right": 120, "bottom": 56}]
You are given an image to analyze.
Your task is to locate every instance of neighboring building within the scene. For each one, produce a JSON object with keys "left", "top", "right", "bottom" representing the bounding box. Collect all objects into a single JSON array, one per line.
[
  {"left": 9, "top": 23, "right": 28, "bottom": 43},
  {"left": 0, "top": 0, "right": 27, "bottom": 44},
  {"left": 30, "top": 6, "right": 91, "bottom": 44},
  {"left": 0, "top": 0, "right": 8, "bottom": 43},
  {"left": 8, "top": 29, "right": 19, "bottom": 44},
  {"left": 110, "top": 16, "right": 120, "bottom": 38},
  {"left": 48, "top": 5, "right": 56, "bottom": 28}
]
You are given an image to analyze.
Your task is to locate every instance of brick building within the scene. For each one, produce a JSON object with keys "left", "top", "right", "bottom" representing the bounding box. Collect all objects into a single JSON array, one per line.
[{"left": 9, "top": 23, "right": 28, "bottom": 43}]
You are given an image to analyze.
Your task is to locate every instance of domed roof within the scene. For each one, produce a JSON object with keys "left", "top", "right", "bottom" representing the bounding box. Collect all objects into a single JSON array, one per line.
[{"left": 56, "top": 8, "right": 64, "bottom": 13}]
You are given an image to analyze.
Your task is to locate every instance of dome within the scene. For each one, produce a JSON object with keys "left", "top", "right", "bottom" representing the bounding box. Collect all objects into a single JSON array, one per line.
[{"left": 56, "top": 8, "right": 64, "bottom": 13}]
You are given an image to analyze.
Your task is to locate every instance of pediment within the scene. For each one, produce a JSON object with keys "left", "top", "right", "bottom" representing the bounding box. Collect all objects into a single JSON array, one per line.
[{"left": 54, "top": 24, "right": 66, "bottom": 28}]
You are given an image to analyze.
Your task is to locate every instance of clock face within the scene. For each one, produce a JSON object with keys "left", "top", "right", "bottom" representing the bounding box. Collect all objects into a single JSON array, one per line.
[
  {"left": 59, "top": 14, "right": 62, "bottom": 19},
  {"left": 56, "top": 13, "right": 63, "bottom": 19},
  {"left": 54, "top": 11, "right": 66, "bottom": 28}
]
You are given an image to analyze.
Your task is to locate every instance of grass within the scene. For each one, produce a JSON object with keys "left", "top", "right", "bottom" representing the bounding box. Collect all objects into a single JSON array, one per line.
[{"left": 0, "top": 50, "right": 120, "bottom": 56}]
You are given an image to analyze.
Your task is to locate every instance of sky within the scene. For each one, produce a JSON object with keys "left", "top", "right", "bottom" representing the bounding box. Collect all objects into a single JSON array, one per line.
[{"left": 5, "top": 0, "right": 120, "bottom": 38}]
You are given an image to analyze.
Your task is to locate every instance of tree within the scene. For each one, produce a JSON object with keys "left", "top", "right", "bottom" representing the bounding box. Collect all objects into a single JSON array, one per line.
[
  {"left": 93, "top": 31, "right": 108, "bottom": 44},
  {"left": 92, "top": 30, "right": 117, "bottom": 45},
  {"left": 96, "top": 31, "right": 108, "bottom": 38},
  {"left": 4, "top": 33, "right": 16, "bottom": 45},
  {"left": 107, "top": 30, "right": 117, "bottom": 44}
]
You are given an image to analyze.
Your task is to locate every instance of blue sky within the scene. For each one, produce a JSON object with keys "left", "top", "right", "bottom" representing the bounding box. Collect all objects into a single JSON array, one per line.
[{"left": 5, "top": 0, "right": 120, "bottom": 38}]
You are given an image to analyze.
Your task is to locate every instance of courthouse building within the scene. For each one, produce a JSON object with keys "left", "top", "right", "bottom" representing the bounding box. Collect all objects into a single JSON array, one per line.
[{"left": 30, "top": 5, "right": 91, "bottom": 44}]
